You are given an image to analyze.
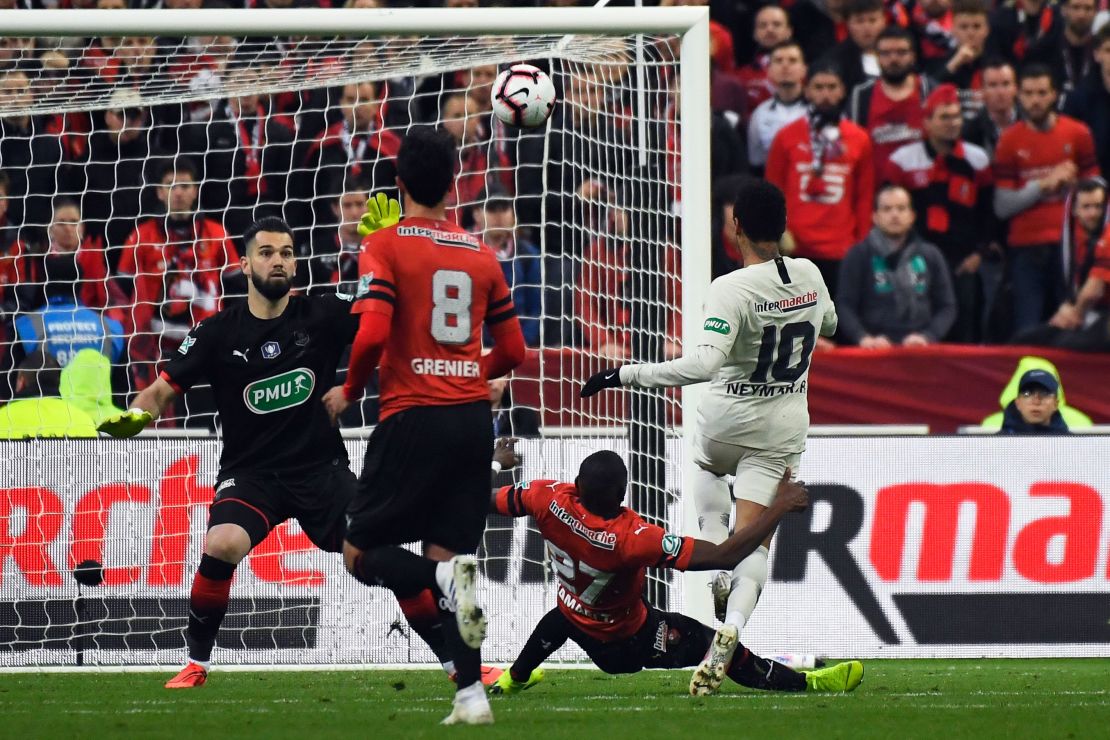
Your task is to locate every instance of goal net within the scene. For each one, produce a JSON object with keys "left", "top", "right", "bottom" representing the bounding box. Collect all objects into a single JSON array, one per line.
[{"left": 0, "top": 7, "right": 710, "bottom": 668}]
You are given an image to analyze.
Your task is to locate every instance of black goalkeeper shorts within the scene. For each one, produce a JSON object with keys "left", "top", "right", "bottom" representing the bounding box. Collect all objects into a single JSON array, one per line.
[
  {"left": 346, "top": 400, "right": 493, "bottom": 555},
  {"left": 208, "top": 459, "right": 356, "bottom": 552}
]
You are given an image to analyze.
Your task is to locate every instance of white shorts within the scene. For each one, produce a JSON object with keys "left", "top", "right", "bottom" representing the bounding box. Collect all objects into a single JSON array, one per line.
[{"left": 693, "top": 435, "right": 801, "bottom": 508}]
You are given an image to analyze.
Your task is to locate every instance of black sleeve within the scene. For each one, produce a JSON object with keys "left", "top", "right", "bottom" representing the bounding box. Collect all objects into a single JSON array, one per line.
[
  {"left": 159, "top": 319, "right": 216, "bottom": 393},
  {"left": 320, "top": 292, "right": 361, "bottom": 345}
]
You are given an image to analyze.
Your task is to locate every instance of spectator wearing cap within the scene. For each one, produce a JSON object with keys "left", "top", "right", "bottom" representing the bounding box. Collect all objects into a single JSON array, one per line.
[
  {"left": 766, "top": 64, "right": 874, "bottom": 297},
  {"left": 961, "top": 58, "right": 1018, "bottom": 156},
  {"left": 998, "top": 369, "right": 1070, "bottom": 434},
  {"left": 849, "top": 26, "right": 936, "bottom": 178},
  {"left": 735, "top": 5, "right": 795, "bottom": 118},
  {"left": 472, "top": 189, "right": 541, "bottom": 347},
  {"left": 747, "top": 41, "right": 808, "bottom": 174},
  {"left": 935, "top": 0, "right": 993, "bottom": 118},
  {"left": 819, "top": 0, "right": 888, "bottom": 95},
  {"left": 885, "top": 84, "right": 994, "bottom": 341},
  {"left": 836, "top": 184, "right": 957, "bottom": 347},
  {"left": 1063, "top": 25, "right": 1110, "bottom": 180},
  {"left": 1015, "top": 179, "right": 1110, "bottom": 351},
  {"left": 993, "top": 64, "right": 1100, "bottom": 336}
]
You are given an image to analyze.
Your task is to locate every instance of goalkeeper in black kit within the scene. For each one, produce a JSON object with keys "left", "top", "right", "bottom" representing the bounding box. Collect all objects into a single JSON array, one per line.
[{"left": 100, "top": 216, "right": 366, "bottom": 688}]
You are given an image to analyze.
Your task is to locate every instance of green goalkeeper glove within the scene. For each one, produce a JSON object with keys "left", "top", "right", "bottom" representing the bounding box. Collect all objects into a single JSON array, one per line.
[
  {"left": 96, "top": 408, "right": 153, "bottom": 439},
  {"left": 357, "top": 192, "right": 402, "bottom": 237}
]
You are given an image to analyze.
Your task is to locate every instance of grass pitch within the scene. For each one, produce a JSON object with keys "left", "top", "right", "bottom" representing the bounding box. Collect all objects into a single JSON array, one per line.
[{"left": 3, "top": 659, "right": 1109, "bottom": 739}]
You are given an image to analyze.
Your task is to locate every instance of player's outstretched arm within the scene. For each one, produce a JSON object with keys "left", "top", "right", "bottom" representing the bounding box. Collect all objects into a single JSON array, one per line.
[
  {"left": 683, "top": 470, "right": 808, "bottom": 571},
  {"left": 97, "top": 377, "right": 176, "bottom": 438},
  {"left": 580, "top": 344, "right": 728, "bottom": 397},
  {"left": 489, "top": 437, "right": 521, "bottom": 508}
]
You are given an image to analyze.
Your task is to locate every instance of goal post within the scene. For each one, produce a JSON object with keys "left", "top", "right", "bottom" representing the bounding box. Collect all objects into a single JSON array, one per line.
[{"left": 0, "top": 7, "right": 712, "bottom": 667}]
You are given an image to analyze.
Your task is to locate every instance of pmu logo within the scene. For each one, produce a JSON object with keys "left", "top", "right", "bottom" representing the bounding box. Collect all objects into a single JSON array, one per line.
[{"left": 773, "top": 482, "right": 1110, "bottom": 645}]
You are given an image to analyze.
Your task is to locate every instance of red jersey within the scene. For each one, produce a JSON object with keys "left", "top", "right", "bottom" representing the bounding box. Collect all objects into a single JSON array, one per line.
[
  {"left": 766, "top": 117, "right": 874, "bottom": 260},
  {"left": 860, "top": 82, "right": 926, "bottom": 178},
  {"left": 117, "top": 218, "right": 238, "bottom": 336},
  {"left": 1076, "top": 223, "right": 1110, "bottom": 310},
  {"left": 352, "top": 217, "right": 516, "bottom": 420},
  {"left": 494, "top": 480, "right": 695, "bottom": 641},
  {"left": 993, "top": 115, "right": 1099, "bottom": 247}
]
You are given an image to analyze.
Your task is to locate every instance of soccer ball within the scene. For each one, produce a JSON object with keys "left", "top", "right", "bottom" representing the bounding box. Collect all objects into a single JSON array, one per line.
[{"left": 491, "top": 64, "right": 556, "bottom": 128}]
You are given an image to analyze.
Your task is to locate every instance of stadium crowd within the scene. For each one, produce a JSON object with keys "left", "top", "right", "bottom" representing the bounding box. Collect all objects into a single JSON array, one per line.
[{"left": 1, "top": 0, "right": 1109, "bottom": 421}]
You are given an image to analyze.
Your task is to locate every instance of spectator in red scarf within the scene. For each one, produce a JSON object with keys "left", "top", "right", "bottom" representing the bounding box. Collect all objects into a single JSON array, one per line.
[
  {"left": 117, "top": 158, "right": 240, "bottom": 387},
  {"left": 913, "top": 0, "right": 957, "bottom": 72},
  {"left": 767, "top": 65, "right": 874, "bottom": 297},
  {"left": 1028, "top": 0, "right": 1099, "bottom": 96},
  {"left": 849, "top": 26, "right": 936, "bottom": 178},
  {"left": 440, "top": 92, "right": 512, "bottom": 226},
  {"left": 988, "top": 0, "right": 1061, "bottom": 65},
  {"left": 182, "top": 64, "right": 295, "bottom": 244}
]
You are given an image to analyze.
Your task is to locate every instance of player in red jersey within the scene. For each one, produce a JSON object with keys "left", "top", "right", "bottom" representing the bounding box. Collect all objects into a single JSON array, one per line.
[
  {"left": 993, "top": 63, "right": 1100, "bottom": 335},
  {"left": 766, "top": 64, "right": 874, "bottom": 297},
  {"left": 488, "top": 451, "right": 864, "bottom": 697},
  {"left": 321, "top": 127, "right": 526, "bottom": 726}
]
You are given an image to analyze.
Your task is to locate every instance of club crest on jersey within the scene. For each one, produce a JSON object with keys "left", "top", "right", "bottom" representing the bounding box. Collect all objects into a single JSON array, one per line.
[
  {"left": 703, "top": 317, "right": 731, "bottom": 335},
  {"left": 356, "top": 271, "right": 374, "bottom": 298},
  {"left": 243, "top": 368, "right": 316, "bottom": 414},
  {"left": 261, "top": 341, "right": 281, "bottom": 359}
]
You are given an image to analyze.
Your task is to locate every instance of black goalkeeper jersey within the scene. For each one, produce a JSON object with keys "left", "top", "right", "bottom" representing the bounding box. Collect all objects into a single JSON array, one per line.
[{"left": 160, "top": 294, "right": 360, "bottom": 475}]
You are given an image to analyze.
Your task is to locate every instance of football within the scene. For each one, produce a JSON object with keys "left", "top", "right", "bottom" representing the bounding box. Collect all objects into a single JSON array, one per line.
[{"left": 491, "top": 63, "right": 557, "bottom": 128}]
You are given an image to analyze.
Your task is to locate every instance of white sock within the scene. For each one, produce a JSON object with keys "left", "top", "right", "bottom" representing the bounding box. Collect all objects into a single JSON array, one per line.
[
  {"left": 441, "top": 660, "right": 456, "bottom": 676},
  {"left": 456, "top": 678, "right": 488, "bottom": 701},
  {"left": 190, "top": 658, "right": 211, "bottom": 671},
  {"left": 725, "top": 545, "right": 769, "bottom": 635},
  {"left": 692, "top": 466, "right": 731, "bottom": 544},
  {"left": 724, "top": 611, "right": 747, "bottom": 632},
  {"left": 435, "top": 560, "right": 453, "bottom": 597}
]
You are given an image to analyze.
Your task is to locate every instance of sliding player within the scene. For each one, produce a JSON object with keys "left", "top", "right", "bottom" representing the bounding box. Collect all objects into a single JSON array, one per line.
[
  {"left": 321, "top": 127, "right": 526, "bottom": 725},
  {"left": 488, "top": 451, "right": 863, "bottom": 696},
  {"left": 581, "top": 178, "right": 838, "bottom": 693},
  {"left": 99, "top": 217, "right": 360, "bottom": 689}
]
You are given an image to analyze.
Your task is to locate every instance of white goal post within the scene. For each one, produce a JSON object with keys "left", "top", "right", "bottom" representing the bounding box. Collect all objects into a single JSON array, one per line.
[{"left": 0, "top": 7, "right": 713, "bottom": 668}]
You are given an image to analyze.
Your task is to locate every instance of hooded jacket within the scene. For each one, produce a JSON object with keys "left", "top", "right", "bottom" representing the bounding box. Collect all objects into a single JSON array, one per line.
[
  {"left": 836, "top": 227, "right": 957, "bottom": 343},
  {"left": 998, "top": 400, "right": 1069, "bottom": 435},
  {"left": 981, "top": 356, "right": 1093, "bottom": 430}
]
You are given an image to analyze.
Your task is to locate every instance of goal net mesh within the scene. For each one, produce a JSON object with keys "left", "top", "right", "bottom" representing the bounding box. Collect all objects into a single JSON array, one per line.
[{"left": 0, "top": 28, "right": 685, "bottom": 667}]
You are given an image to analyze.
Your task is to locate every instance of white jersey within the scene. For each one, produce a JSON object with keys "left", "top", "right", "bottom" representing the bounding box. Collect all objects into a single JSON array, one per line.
[{"left": 695, "top": 256, "right": 836, "bottom": 453}]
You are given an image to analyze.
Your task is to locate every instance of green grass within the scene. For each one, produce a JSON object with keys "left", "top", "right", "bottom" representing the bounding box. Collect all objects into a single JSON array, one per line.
[{"left": 3, "top": 660, "right": 1109, "bottom": 739}]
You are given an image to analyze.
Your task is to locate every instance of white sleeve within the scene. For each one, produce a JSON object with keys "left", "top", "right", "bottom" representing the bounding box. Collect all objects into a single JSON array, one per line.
[
  {"left": 619, "top": 277, "right": 740, "bottom": 389},
  {"left": 619, "top": 344, "right": 728, "bottom": 388},
  {"left": 814, "top": 262, "right": 838, "bottom": 336}
]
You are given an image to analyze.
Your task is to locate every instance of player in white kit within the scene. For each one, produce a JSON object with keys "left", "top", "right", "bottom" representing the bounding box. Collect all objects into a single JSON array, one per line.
[{"left": 581, "top": 178, "right": 837, "bottom": 696}]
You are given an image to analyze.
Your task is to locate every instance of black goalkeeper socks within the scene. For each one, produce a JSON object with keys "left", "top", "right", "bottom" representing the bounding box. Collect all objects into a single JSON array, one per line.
[
  {"left": 728, "top": 646, "right": 807, "bottom": 692},
  {"left": 186, "top": 554, "right": 237, "bottom": 663}
]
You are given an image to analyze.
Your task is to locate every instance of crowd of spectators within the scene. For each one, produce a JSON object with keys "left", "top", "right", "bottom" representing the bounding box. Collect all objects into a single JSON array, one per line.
[{"left": 0, "top": 0, "right": 1109, "bottom": 421}]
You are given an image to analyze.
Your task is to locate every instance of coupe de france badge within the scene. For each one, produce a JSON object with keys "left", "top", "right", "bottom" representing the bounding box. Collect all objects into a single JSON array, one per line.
[{"left": 262, "top": 341, "right": 281, "bottom": 359}]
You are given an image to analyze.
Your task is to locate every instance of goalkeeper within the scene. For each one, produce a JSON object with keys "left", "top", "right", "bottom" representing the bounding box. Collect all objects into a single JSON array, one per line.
[{"left": 100, "top": 209, "right": 396, "bottom": 688}]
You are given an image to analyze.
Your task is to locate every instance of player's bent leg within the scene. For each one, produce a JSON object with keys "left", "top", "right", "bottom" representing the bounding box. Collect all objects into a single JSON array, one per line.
[
  {"left": 725, "top": 645, "right": 807, "bottom": 692},
  {"left": 167, "top": 522, "right": 255, "bottom": 689},
  {"left": 492, "top": 608, "right": 568, "bottom": 696}
]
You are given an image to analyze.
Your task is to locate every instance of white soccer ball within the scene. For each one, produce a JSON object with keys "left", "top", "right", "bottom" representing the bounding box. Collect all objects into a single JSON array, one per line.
[{"left": 491, "top": 63, "right": 557, "bottom": 128}]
